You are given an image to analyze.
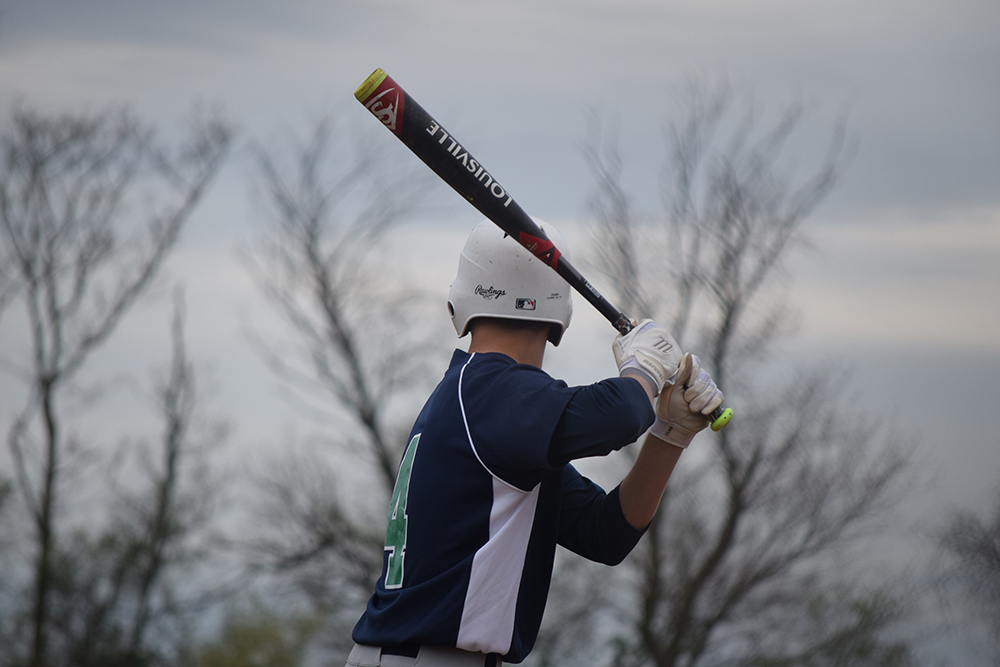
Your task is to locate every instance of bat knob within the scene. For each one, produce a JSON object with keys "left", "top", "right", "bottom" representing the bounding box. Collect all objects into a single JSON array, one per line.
[{"left": 710, "top": 407, "right": 733, "bottom": 432}]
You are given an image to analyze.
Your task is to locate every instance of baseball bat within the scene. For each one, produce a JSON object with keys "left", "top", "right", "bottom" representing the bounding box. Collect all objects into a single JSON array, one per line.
[{"left": 355, "top": 68, "right": 733, "bottom": 432}]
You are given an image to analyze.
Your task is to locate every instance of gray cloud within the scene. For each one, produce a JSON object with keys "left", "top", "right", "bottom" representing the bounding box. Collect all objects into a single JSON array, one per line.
[{"left": 2, "top": 0, "right": 996, "bottom": 221}]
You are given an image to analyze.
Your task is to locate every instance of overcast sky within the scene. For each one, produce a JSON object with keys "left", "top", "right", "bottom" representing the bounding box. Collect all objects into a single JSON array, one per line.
[{"left": 1, "top": 2, "right": 999, "bottom": 653}]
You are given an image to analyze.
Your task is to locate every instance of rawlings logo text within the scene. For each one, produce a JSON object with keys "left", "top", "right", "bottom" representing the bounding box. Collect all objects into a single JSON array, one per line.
[{"left": 475, "top": 284, "right": 506, "bottom": 300}]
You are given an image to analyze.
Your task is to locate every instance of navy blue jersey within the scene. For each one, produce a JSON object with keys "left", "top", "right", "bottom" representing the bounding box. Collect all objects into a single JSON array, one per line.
[{"left": 352, "top": 350, "right": 654, "bottom": 663}]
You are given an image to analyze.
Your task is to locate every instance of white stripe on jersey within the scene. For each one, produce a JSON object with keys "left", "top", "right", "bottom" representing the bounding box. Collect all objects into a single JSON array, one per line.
[
  {"left": 457, "top": 477, "right": 539, "bottom": 654},
  {"left": 457, "top": 354, "right": 527, "bottom": 494},
  {"left": 455, "top": 353, "right": 542, "bottom": 655}
]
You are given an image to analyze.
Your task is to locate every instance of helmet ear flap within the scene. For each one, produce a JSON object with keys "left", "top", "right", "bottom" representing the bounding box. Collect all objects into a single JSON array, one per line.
[{"left": 448, "top": 219, "right": 573, "bottom": 346}]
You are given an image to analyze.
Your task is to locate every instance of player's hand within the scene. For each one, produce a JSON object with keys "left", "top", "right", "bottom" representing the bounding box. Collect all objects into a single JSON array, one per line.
[
  {"left": 612, "top": 319, "right": 682, "bottom": 396},
  {"left": 650, "top": 353, "right": 724, "bottom": 448}
]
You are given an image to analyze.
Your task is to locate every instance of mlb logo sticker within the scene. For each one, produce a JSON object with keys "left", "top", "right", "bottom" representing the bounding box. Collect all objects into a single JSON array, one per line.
[{"left": 516, "top": 298, "right": 536, "bottom": 311}]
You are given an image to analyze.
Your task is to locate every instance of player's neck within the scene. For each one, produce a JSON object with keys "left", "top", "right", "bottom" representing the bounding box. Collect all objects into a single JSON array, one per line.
[{"left": 468, "top": 320, "right": 548, "bottom": 368}]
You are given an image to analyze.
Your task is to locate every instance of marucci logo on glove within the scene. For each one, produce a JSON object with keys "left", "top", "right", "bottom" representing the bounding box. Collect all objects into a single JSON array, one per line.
[{"left": 652, "top": 336, "right": 674, "bottom": 354}]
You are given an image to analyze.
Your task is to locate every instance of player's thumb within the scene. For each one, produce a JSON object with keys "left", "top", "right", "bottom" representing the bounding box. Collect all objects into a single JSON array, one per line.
[{"left": 674, "top": 352, "right": 694, "bottom": 388}]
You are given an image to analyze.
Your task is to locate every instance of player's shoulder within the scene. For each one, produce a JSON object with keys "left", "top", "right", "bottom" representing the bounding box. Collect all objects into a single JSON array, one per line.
[{"left": 466, "top": 351, "right": 563, "bottom": 385}]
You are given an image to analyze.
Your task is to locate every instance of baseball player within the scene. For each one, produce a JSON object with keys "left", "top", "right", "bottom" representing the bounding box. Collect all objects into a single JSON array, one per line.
[{"left": 346, "top": 220, "right": 723, "bottom": 667}]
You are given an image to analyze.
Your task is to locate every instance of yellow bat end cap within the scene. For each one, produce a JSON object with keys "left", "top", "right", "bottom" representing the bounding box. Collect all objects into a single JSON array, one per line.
[
  {"left": 710, "top": 408, "right": 733, "bottom": 432},
  {"left": 355, "top": 68, "right": 387, "bottom": 103}
]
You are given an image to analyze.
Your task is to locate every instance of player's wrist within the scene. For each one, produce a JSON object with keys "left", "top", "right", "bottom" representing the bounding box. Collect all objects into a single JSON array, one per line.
[
  {"left": 648, "top": 416, "right": 697, "bottom": 449},
  {"left": 620, "top": 366, "right": 659, "bottom": 399}
]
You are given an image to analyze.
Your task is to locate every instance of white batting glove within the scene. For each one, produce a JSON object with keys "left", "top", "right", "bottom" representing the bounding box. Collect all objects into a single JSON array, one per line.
[
  {"left": 612, "top": 319, "right": 683, "bottom": 396},
  {"left": 649, "top": 353, "right": 724, "bottom": 448}
]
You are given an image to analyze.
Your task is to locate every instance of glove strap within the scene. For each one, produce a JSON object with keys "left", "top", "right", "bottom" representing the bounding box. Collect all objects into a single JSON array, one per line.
[
  {"left": 649, "top": 417, "right": 696, "bottom": 449},
  {"left": 619, "top": 364, "right": 661, "bottom": 396}
]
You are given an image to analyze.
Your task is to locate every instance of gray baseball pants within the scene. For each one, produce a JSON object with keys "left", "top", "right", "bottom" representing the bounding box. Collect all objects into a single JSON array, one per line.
[{"left": 345, "top": 643, "right": 502, "bottom": 667}]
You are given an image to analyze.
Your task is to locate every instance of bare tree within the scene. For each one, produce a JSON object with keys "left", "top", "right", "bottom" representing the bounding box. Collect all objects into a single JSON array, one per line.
[
  {"left": 574, "top": 85, "right": 916, "bottom": 666},
  {"left": 239, "top": 115, "right": 441, "bottom": 642},
  {"left": 0, "top": 105, "right": 231, "bottom": 667},
  {"left": 936, "top": 483, "right": 1000, "bottom": 663},
  {"left": 37, "top": 288, "right": 229, "bottom": 667}
]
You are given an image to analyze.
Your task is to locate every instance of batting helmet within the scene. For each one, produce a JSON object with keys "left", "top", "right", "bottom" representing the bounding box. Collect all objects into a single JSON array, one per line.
[{"left": 448, "top": 219, "right": 573, "bottom": 346}]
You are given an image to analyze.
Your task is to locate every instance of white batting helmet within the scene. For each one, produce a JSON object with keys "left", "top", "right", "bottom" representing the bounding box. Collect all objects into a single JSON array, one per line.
[{"left": 448, "top": 219, "right": 573, "bottom": 346}]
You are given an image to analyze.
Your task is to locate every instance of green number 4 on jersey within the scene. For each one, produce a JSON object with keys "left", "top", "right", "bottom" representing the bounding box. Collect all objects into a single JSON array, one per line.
[{"left": 384, "top": 433, "right": 420, "bottom": 589}]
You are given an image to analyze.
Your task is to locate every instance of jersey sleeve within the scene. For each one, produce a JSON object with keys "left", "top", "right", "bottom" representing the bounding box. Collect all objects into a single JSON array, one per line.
[
  {"left": 547, "top": 376, "right": 655, "bottom": 468},
  {"left": 460, "top": 354, "right": 579, "bottom": 490},
  {"left": 556, "top": 465, "right": 645, "bottom": 565},
  {"left": 462, "top": 355, "right": 654, "bottom": 491}
]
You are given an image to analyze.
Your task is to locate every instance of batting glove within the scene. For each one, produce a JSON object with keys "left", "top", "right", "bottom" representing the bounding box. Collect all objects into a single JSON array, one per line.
[
  {"left": 612, "top": 319, "right": 682, "bottom": 396},
  {"left": 650, "top": 353, "right": 724, "bottom": 448}
]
